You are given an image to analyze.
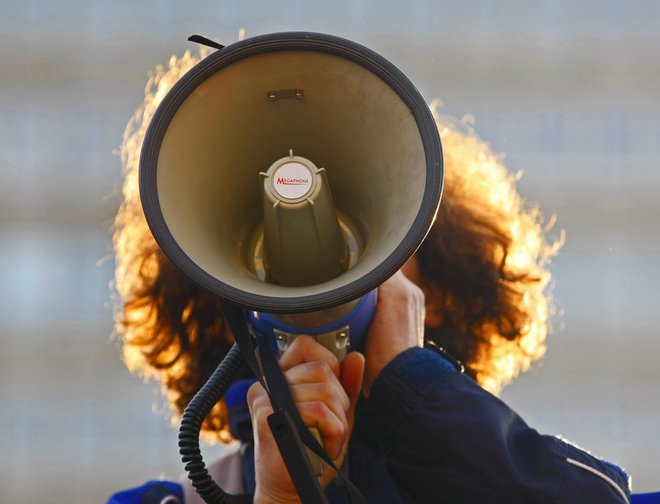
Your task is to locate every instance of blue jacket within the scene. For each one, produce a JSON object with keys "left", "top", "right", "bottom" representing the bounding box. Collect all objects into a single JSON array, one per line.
[{"left": 109, "top": 347, "right": 657, "bottom": 503}]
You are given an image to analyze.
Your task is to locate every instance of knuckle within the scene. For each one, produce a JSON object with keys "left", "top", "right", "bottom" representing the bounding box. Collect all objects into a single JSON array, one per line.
[
  {"left": 308, "top": 359, "right": 333, "bottom": 380},
  {"left": 322, "top": 361, "right": 335, "bottom": 380},
  {"left": 291, "top": 334, "right": 314, "bottom": 350},
  {"left": 335, "top": 418, "right": 347, "bottom": 439},
  {"left": 409, "top": 280, "right": 424, "bottom": 298},
  {"left": 246, "top": 382, "right": 264, "bottom": 406},
  {"left": 410, "top": 285, "right": 425, "bottom": 306},
  {"left": 310, "top": 401, "right": 332, "bottom": 421},
  {"left": 315, "top": 381, "right": 334, "bottom": 401},
  {"left": 389, "top": 274, "right": 422, "bottom": 301},
  {"left": 339, "top": 417, "right": 349, "bottom": 439},
  {"left": 321, "top": 361, "right": 336, "bottom": 380}
]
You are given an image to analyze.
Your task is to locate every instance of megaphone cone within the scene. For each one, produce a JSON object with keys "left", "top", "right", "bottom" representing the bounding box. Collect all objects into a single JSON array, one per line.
[{"left": 140, "top": 32, "right": 443, "bottom": 313}]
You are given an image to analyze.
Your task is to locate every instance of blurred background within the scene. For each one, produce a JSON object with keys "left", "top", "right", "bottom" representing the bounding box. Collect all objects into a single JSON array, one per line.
[{"left": 1, "top": 1, "right": 659, "bottom": 501}]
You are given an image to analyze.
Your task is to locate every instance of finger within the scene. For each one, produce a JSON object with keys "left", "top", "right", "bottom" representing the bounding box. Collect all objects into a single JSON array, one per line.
[
  {"left": 284, "top": 360, "right": 349, "bottom": 412},
  {"left": 246, "top": 381, "right": 268, "bottom": 410},
  {"left": 296, "top": 401, "right": 347, "bottom": 460},
  {"left": 362, "top": 272, "right": 426, "bottom": 396},
  {"left": 283, "top": 359, "right": 343, "bottom": 389},
  {"left": 278, "top": 334, "right": 340, "bottom": 377},
  {"left": 340, "top": 352, "right": 365, "bottom": 430},
  {"left": 382, "top": 270, "right": 426, "bottom": 309},
  {"left": 248, "top": 391, "right": 275, "bottom": 440},
  {"left": 250, "top": 363, "right": 350, "bottom": 440},
  {"left": 247, "top": 384, "right": 272, "bottom": 419},
  {"left": 341, "top": 351, "right": 365, "bottom": 409},
  {"left": 288, "top": 381, "right": 349, "bottom": 423},
  {"left": 376, "top": 271, "right": 426, "bottom": 339}
]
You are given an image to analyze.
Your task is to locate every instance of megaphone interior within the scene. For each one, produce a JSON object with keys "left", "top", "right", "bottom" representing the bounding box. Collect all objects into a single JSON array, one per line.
[{"left": 139, "top": 32, "right": 443, "bottom": 314}]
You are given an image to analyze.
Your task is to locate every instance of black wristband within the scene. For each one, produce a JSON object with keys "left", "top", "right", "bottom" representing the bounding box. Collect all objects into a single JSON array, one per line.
[{"left": 423, "top": 340, "right": 465, "bottom": 374}]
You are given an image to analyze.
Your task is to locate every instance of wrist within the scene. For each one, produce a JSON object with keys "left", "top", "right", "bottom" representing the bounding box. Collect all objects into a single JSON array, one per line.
[{"left": 363, "top": 342, "right": 419, "bottom": 396}]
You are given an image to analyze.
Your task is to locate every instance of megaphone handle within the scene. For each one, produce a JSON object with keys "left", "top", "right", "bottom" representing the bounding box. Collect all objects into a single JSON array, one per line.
[
  {"left": 307, "top": 427, "right": 324, "bottom": 476},
  {"left": 276, "top": 332, "right": 347, "bottom": 476}
]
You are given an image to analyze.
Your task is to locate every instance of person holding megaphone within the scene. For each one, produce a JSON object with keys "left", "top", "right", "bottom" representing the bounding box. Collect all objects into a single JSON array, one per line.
[{"left": 109, "top": 34, "right": 650, "bottom": 504}]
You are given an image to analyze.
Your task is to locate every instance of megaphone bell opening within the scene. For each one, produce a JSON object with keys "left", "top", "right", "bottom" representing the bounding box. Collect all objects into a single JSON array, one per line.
[{"left": 140, "top": 32, "right": 443, "bottom": 312}]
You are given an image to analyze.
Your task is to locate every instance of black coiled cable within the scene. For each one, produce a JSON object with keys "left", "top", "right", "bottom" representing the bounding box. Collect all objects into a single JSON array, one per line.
[{"left": 178, "top": 343, "right": 253, "bottom": 503}]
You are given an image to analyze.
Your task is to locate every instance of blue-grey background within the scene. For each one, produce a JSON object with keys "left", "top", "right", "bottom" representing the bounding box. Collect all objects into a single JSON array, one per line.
[{"left": 1, "top": 1, "right": 658, "bottom": 501}]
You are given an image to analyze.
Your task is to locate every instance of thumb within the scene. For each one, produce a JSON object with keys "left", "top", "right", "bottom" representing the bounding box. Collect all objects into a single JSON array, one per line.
[{"left": 340, "top": 351, "right": 365, "bottom": 426}]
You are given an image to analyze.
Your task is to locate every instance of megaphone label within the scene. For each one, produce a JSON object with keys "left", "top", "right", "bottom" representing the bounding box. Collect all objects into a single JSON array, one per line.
[{"left": 272, "top": 162, "right": 314, "bottom": 200}]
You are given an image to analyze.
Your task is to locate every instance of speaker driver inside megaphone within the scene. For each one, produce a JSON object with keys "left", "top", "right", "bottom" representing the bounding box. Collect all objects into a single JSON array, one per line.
[
  {"left": 139, "top": 32, "right": 443, "bottom": 313},
  {"left": 250, "top": 148, "right": 358, "bottom": 288}
]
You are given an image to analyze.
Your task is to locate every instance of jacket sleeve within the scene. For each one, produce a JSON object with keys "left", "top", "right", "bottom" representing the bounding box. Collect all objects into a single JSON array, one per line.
[{"left": 356, "top": 347, "right": 631, "bottom": 504}]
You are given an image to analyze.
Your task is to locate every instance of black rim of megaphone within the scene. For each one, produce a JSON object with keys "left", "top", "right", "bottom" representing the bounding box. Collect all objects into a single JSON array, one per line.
[{"left": 140, "top": 31, "right": 443, "bottom": 313}]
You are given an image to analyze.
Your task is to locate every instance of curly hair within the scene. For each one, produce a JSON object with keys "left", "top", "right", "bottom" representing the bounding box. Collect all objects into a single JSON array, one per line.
[
  {"left": 418, "top": 116, "right": 562, "bottom": 393},
  {"left": 113, "top": 50, "right": 562, "bottom": 443}
]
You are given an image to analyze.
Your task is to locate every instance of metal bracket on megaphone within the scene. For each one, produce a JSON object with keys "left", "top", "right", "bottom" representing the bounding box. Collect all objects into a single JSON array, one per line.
[
  {"left": 275, "top": 327, "right": 349, "bottom": 360},
  {"left": 249, "top": 290, "right": 378, "bottom": 358}
]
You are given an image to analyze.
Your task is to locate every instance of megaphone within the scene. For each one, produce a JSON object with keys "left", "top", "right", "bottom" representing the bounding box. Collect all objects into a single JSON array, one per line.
[
  {"left": 139, "top": 32, "right": 443, "bottom": 331},
  {"left": 139, "top": 32, "right": 443, "bottom": 502}
]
